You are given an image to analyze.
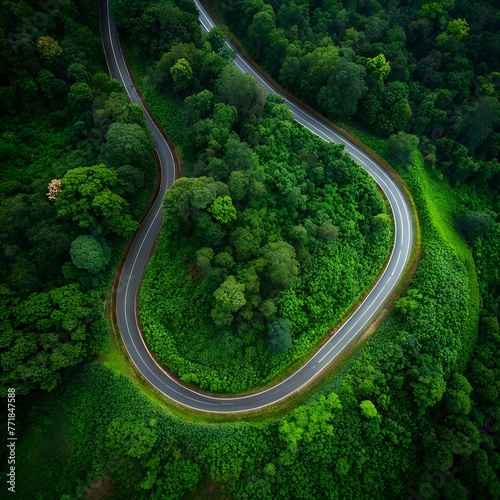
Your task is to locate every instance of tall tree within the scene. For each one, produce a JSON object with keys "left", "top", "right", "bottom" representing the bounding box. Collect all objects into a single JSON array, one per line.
[
  {"left": 100, "top": 122, "right": 154, "bottom": 171},
  {"left": 216, "top": 65, "right": 265, "bottom": 124},
  {"left": 262, "top": 241, "right": 299, "bottom": 290},
  {"left": 70, "top": 235, "right": 110, "bottom": 274},
  {"left": 211, "top": 275, "right": 247, "bottom": 327},
  {"left": 318, "top": 61, "right": 367, "bottom": 119},
  {"left": 55, "top": 164, "right": 139, "bottom": 238}
]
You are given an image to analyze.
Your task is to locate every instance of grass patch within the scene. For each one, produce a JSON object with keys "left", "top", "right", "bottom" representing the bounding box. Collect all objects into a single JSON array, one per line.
[
  {"left": 416, "top": 161, "right": 471, "bottom": 262},
  {"left": 97, "top": 332, "right": 131, "bottom": 376},
  {"left": 338, "top": 120, "right": 391, "bottom": 159},
  {"left": 342, "top": 121, "right": 479, "bottom": 368}
]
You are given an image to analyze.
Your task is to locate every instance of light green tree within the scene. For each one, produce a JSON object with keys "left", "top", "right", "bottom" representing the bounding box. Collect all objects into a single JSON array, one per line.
[
  {"left": 55, "top": 164, "right": 139, "bottom": 238},
  {"left": 208, "top": 195, "right": 237, "bottom": 223},
  {"left": 366, "top": 53, "right": 391, "bottom": 80},
  {"left": 211, "top": 275, "right": 246, "bottom": 326},
  {"left": 360, "top": 400, "right": 379, "bottom": 419},
  {"left": 446, "top": 18, "right": 470, "bottom": 40},
  {"left": 37, "top": 36, "right": 63, "bottom": 59},
  {"left": 170, "top": 58, "right": 193, "bottom": 94},
  {"left": 418, "top": 0, "right": 455, "bottom": 19},
  {"left": 213, "top": 252, "right": 235, "bottom": 270}
]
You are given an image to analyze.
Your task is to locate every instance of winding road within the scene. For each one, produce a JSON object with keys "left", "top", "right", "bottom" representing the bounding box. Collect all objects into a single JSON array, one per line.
[{"left": 101, "top": 0, "right": 414, "bottom": 412}]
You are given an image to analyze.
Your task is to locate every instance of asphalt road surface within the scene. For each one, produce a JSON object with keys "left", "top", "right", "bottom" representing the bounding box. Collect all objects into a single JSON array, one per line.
[{"left": 101, "top": 0, "right": 414, "bottom": 413}]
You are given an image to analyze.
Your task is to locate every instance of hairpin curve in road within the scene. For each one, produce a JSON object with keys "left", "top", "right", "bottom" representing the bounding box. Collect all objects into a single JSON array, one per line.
[{"left": 100, "top": 0, "right": 414, "bottom": 413}]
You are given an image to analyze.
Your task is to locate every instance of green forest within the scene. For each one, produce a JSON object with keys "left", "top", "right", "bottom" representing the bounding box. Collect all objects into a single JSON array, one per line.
[
  {"left": 138, "top": 58, "right": 392, "bottom": 392},
  {"left": 0, "top": 0, "right": 157, "bottom": 394},
  {"left": 1, "top": 0, "right": 499, "bottom": 498}
]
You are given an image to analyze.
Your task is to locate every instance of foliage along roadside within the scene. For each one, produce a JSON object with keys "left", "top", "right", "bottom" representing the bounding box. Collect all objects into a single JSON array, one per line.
[
  {"left": 205, "top": 0, "right": 500, "bottom": 329},
  {"left": 118, "top": 6, "right": 393, "bottom": 392},
  {"left": 0, "top": 0, "right": 157, "bottom": 395},
  {"left": 206, "top": 0, "right": 499, "bottom": 330},
  {"left": 13, "top": 299, "right": 499, "bottom": 499}
]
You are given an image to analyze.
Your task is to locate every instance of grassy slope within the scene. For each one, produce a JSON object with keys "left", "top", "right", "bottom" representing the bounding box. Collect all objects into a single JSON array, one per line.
[
  {"left": 346, "top": 123, "right": 479, "bottom": 365},
  {"left": 408, "top": 158, "right": 479, "bottom": 366}
]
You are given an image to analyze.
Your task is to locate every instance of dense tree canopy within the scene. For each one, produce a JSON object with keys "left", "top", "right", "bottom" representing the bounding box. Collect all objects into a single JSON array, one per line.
[
  {"left": 70, "top": 235, "right": 110, "bottom": 274},
  {"left": 4, "top": 0, "right": 500, "bottom": 498},
  {"left": 55, "top": 164, "right": 139, "bottom": 238},
  {"left": 214, "top": 0, "right": 499, "bottom": 195},
  {"left": 0, "top": 0, "right": 157, "bottom": 396},
  {"left": 140, "top": 51, "right": 392, "bottom": 392}
]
